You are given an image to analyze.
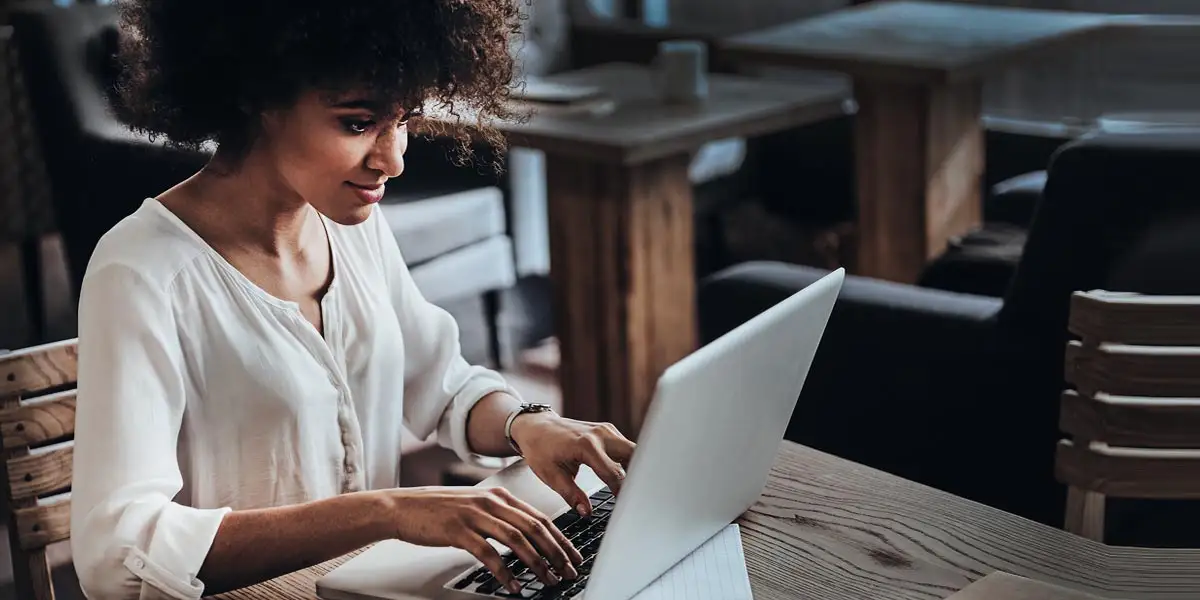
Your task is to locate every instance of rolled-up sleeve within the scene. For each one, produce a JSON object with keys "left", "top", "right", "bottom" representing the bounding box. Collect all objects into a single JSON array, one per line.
[
  {"left": 71, "top": 263, "right": 230, "bottom": 600},
  {"left": 371, "top": 207, "right": 521, "bottom": 469}
]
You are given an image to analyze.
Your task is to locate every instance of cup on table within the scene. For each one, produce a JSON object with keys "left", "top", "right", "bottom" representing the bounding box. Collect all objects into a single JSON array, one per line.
[{"left": 653, "top": 40, "right": 708, "bottom": 105}]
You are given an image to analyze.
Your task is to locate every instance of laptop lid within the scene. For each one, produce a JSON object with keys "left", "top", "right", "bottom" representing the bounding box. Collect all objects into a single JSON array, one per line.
[{"left": 581, "top": 268, "right": 844, "bottom": 600}]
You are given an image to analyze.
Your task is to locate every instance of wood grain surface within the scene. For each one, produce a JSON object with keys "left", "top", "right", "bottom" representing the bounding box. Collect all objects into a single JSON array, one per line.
[
  {"left": 544, "top": 152, "right": 696, "bottom": 438},
  {"left": 14, "top": 498, "right": 70, "bottom": 550},
  {"left": 0, "top": 338, "right": 77, "bottom": 600},
  {"left": 851, "top": 76, "right": 983, "bottom": 283},
  {"left": 0, "top": 339, "right": 77, "bottom": 398},
  {"left": 946, "top": 572, "right": 1102, "bottom": 600},
  {"left": 6, "top": 445, "right": 71, "bottom": 501},
  {"left": 0, "top": 389, "right": 76, "bottom": 449},
  {"left": 208, "top": 442, "right": 1200, "bottom": 600}
]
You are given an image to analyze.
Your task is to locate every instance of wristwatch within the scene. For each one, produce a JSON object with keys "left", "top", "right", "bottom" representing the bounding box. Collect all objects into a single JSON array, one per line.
[{"left": 504, "top": 403, "right": 555, "bottom": 456}]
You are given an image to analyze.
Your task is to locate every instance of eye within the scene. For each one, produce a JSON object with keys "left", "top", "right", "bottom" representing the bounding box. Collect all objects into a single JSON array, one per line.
[{"left": 341, "top": 118, "right": 375, "bottom": 134}]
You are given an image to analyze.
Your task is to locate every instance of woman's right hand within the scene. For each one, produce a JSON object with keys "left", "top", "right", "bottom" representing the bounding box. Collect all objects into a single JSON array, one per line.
[{"left": 380, "top": 486, "right": 583, "bottom": 593}]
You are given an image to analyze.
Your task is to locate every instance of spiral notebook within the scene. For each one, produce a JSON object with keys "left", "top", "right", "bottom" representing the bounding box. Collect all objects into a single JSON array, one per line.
[{"left": 631, "top": 524, "right": 753, "bottom": 600}]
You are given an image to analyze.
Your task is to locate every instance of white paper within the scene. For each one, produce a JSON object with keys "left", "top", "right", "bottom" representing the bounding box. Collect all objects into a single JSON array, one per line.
[
  {"left": 631, "top": 524, "right": 753, "bottom": 600},
  {"left": 513, "top": 78, "right": 603, "bottom": 104}
]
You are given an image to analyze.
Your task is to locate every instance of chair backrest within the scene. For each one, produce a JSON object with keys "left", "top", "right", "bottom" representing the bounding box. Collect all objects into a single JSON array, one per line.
[
  {"left": 1056, "top": 291, "right": 1200, "bottom": 542},
  {"left": 0, "top": 339, "right": 78, "bottom": 600}
]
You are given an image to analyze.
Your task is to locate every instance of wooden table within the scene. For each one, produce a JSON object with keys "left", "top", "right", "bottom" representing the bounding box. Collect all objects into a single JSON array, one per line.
[
  {"left": 945, "top": 572, "right": 1104, "bottom": 600},
  {"left": 721, "top": 1, "right": 1114, "bottom": 283},
  {"left": 488, "top": 62, "right": 848, "bottom": 437},
  {"left": 209, "top": 442, "right": 1200, "bottom": 600}
]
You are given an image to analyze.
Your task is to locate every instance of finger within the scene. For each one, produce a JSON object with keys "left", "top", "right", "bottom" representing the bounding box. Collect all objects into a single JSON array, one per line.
[
  {"left": 502, "top": 493, "right": 583, "bottom": 570},
  {"left": 538, "top": 462, "right": 594, "bottom": 517},
  {"left": 493, "top": 500, "right": 579, "bottom": 581},
  {"left": 599, "top": 423, "right": 637, "bottom": 467},
  {"left": 580, "top": 435, "right": 627, "bottom": 495},
  {"left": 463, "top": 535, "right": 521, "bottom": 594},
  {"left": 476, "top": 514, "right": 561, "bottom": 587}
]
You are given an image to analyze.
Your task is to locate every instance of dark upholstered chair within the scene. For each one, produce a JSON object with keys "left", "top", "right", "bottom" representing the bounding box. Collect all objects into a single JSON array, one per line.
[
  {"left": 699, "top": 130, "right": 1200, "bottom": 546},
  {"left": 10, "top": 1, "right": 208, "bottom": 298},
  {"left": 918, "top": 126, "right": 1200, "bottom": 299}
]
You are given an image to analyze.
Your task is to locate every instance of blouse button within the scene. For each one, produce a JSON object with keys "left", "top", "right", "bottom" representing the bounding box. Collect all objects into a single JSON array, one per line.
[{"left": 132, "top": 557, "right": 146, "bottom": 570}]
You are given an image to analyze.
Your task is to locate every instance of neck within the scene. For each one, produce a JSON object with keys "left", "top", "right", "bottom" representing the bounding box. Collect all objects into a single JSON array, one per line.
[{"left": 192, "top": 153, "right": 316, "bottom": 257}]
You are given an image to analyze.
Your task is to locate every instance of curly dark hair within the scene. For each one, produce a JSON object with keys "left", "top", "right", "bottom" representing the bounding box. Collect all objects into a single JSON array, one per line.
[{"left": 115, "top": 0, "right": 528, "bottom": 170}]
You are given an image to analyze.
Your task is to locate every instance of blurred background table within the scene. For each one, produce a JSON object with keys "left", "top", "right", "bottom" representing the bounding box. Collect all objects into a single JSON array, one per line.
[
  {"left": 480, "top": 62, "right": 848, "bottom": 437},
  {"left": 722, "top": 1, "right": 1113, "bottom": 283}
]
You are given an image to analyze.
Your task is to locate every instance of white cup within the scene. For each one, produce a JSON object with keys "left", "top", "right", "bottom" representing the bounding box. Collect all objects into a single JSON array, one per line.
[{"left": 654, "top": 40, "right": 708, "bottom": 105}]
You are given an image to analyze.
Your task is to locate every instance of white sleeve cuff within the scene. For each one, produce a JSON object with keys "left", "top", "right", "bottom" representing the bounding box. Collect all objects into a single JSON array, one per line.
[
  {"left": 124, "top": 504, "right": 231, "bottom": 599},
  {"left": 438, "top": 368, "right": 524, "bottom": 470}
]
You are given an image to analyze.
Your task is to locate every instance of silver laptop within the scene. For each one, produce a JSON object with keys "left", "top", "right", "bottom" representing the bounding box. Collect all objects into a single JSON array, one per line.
[{"left": 316, "top": 268, "right": 844, "bottom": 600}]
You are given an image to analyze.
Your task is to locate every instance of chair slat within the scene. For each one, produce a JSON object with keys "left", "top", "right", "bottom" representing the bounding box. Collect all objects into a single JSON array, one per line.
[
  {"left": 1055, "top": 440, "right": 1200, "bottom": 499},
  {"left": 1070, "top": 342, "right": 1200, "bottom": 397},
  {"left": 1060, "top": 290, "right": 1200, "bottom": 541},
  {"left": 7, "top": 446, "right": 72, "bottom": 502},
  {"left": 1064, "top": 340, "right": 1082, "bottom": 385},
  {"left": 14, "top": 500, "right": 70, "bottom": 551},
  {"left": 1069, "top": 291, "right": 1200, "bottom": 346},
  {"left": 0, "top": 339, "right": 78, "bottom": 398},
  {"left": 1059, "top": 390, "right": 1200, "bottom": 448},
  {"left": 0, "top": 390, "right": 76, "bottom": 449}
]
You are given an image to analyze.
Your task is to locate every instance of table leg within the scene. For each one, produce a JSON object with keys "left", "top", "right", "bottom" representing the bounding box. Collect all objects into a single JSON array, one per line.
[
  {"left": 544, "top": 153, "right": 697, "bottom": 439},
  {"left": 852, "top": 78, "right": 984, "bottom": 283}
]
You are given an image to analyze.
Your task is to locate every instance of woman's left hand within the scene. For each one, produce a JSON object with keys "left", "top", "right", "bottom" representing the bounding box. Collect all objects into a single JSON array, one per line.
[{"left": 509, "top": 413, "right": 636, "bottom": 516}]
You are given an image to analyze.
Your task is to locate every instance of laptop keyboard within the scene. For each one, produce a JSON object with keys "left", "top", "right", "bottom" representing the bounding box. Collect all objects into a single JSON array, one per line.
[{"left": 449, "top": 487, "right": 615, "bottom": 598}]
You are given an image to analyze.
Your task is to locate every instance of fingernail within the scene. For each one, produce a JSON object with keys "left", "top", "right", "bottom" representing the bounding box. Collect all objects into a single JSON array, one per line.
[
  {"left": 616, "top": 466, "right": 626, "bottom": 479},
  {"left": 508, "top": 581, "right": 522, "bottom": 593},
  {"left": 576, "top": 502, "right": 590, "bottom": 515}
]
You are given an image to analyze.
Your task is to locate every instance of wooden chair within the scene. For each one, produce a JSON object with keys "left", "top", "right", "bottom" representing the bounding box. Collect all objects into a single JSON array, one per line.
[
  {"left": 0, "top": 339, "right": 78, "bottom": 600},
  {"left": 1056, "top": 290, "right": 1200, "bottom": 543}
]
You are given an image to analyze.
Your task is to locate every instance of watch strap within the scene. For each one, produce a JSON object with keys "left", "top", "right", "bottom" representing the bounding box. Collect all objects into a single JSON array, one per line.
[{"left": 504, "top": 403, "right": 554, "bottom": 456}]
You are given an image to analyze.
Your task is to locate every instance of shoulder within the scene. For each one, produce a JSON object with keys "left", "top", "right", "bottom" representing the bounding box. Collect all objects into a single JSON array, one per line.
[{"left": 81, "top": 198, "right": 208, "bottom": 296}]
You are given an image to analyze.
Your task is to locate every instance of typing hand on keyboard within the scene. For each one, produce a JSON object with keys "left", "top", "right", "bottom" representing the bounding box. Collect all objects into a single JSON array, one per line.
[
  {"left": 506, "top": 414, "right": 636, "bottom": 517},
  {"left": 383, "top": 486, "right": 582, "bottom": 594},
  {"left": 451, "top": 487, "right": 616, "bottom": 599}
]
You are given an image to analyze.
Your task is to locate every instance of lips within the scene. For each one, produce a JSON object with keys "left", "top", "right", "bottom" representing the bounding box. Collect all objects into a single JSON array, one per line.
[{"left": 346, "top": 181, "right": 386, "bottom": 204}]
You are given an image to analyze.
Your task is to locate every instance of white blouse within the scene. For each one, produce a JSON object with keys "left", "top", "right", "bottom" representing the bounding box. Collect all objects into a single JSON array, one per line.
[{"left": 71, "top": 198, "right": 519, "bottom": 600}]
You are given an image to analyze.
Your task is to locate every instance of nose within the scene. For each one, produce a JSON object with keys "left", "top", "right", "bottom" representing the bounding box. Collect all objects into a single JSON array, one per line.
[{"left": 365, "top": 124, "right": 407, "bottom": 178}]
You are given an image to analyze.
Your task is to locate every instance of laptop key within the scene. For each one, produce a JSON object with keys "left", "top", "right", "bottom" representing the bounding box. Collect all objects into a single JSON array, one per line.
[
  {"left": 553, "top": 513, "right": 580, "bottom": 528},
  {"left": 496, "top": 586, "right": 538, "bottom": 599},
  {"left": 476, "top": 578, "right": 503, "bottom": 595}
]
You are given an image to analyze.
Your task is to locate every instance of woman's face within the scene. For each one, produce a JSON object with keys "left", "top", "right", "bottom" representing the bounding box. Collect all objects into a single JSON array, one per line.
[{"left": 256, "top": 89, "right": 410, "bottom": 226}]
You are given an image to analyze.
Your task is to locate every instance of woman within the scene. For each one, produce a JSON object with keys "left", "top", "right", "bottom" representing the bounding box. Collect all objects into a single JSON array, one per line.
[{"left": 70, "top": 1, "right": 635, "bottom": 598}]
